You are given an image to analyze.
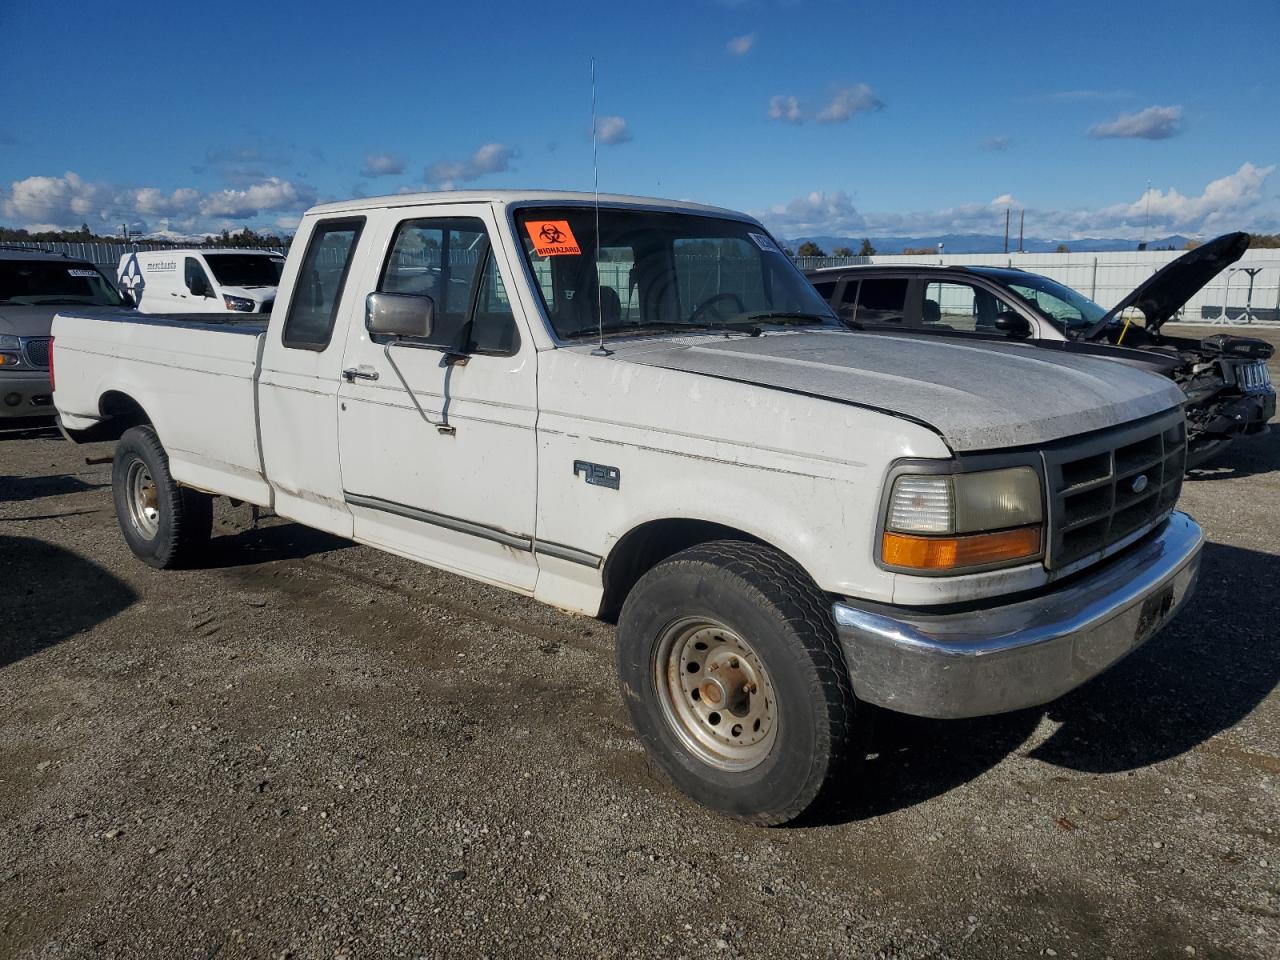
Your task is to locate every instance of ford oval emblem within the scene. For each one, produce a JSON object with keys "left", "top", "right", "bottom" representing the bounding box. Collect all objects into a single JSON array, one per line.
[{"left": 1130, "top": 474, "right": 1149, "bottom": 494}]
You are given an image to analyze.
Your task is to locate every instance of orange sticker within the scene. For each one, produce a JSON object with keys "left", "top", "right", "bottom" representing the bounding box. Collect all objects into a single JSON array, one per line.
[{"left": 525, "top": 220, "right": 581, "bottom": 256}]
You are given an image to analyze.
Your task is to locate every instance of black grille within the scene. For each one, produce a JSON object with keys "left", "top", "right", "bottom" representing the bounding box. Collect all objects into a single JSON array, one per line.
[
  {"left": 23, "top": 337, "right": 50, "bottom": 368},
  {"left": 1042, "top": 411, "right": 1185, "bottom": 570}
]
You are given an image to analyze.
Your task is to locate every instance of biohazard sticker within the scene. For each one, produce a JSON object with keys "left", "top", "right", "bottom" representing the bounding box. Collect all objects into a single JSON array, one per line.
[
  {"left": 749, "top": 232, "right": 780, "bottom": 254},
  {"left": 525, "top": 220, "right": 581, "bottom": 256}
]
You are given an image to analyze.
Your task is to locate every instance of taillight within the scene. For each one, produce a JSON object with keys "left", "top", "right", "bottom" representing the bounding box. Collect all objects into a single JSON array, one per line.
[{"left": 48, "top": 337, "right": 55, "bottom": 391}]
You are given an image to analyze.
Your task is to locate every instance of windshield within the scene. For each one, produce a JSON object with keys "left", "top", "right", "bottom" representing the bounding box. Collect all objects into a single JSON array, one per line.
[
  {"left": 0, "top": 259, "right": 124, "bottom": 306},
  {"left": 202, "top": 253, "right": 284, "bottom": 287},
  {"left": 1003, "top": 274, "right": 1107, "bottom": 332},
  {"left": 513, "top": 207, "right": 837, "bottom": 340}
]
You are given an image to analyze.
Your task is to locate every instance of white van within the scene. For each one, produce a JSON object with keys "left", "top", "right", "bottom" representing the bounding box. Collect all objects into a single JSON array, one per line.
[{"left": 118, "top": 249, "right": 284, "bottom": 314}]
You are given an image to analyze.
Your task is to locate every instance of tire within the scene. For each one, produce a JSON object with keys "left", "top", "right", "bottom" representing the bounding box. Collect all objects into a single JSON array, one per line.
[
  {"left": 616, "top": 540, "right": 856, "bottom": 825},
  {"left": 111, "top": 425, "right": 212, "bottom": 569}
]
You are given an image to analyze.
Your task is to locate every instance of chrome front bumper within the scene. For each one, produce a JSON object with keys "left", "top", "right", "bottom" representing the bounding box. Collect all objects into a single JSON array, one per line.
[{"left": 832, "top": 512, "right": 1204, "bottom": 719}]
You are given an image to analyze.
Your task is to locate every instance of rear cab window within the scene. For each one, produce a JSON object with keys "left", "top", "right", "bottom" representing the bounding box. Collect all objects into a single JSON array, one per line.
[{"left": 281, "top": 218, "right": 365, "bottom": 350}]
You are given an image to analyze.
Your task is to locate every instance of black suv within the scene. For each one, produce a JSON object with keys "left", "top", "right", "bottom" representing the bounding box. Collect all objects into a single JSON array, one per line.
[{"left": 806, "top": 233, "right": 1275, "bottom": 467}]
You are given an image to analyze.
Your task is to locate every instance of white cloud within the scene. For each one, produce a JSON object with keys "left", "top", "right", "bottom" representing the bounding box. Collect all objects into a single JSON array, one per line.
[
  {"left": 200, "top": 140, "right": 295, "bottom": 186},
  {"left": 1, "top": 170, "right": 316, "bottom": 236},
  {"left": 596, "top": 115, "right": 632, "bottom": 146},
  {"left": 768, "top": 95, "right": 803, "bottom": 124},
  {"left": 360, "top": 152, "right": 406, "bottom": 177},
  {"left": 816, "top": 84, "right": 883, "bottom": 123},
  {"left": 758, "top": 164, "right": 1279, "bottom": 240},
  {"left": 1089, "top": 104, "right": 1183, "bottom": 140},
  {"left": 425, "top": 143, "right": 516, "bottom": 190},
  {"left": 758, "top": 191, "right": 867, "bottom": 235},
  {"left": 726, "top": 33, "right": 755, "bottom": 56},
  {"left": 199, "top": 177, "right": 314, "bottom": 218}
]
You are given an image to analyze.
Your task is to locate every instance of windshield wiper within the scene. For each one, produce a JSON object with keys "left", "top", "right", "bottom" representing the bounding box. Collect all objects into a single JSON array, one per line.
[
  {"left": 742, "top": 312, "right": 835, "bottom": 325},
  {"left": 563, "top": 320, "right": 765, "bottom": 340}
]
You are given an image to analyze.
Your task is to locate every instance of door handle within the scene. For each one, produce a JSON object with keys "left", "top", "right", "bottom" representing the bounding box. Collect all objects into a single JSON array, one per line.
[{"left": 342, "top": 366, "right": 380, "bottom": 383}]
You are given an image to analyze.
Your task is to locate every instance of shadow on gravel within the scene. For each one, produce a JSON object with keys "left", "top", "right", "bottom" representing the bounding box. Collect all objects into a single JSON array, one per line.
[
  {"left": 1033, "top": 540, "right": 1280, "bottom": 773},
  {"left": 813, "top": 706, "right": 1042, "bottom": 824},
  {"left": 201, "top": 521, "right": 353, "bottom": 568},
  {"left": 810, "top": 539, "right": 1279, "bottom": 825},
  {"left": 0, "top": 535, "right": 138, "bottom": 668},
  {"left": 0, "top": 418, "right": 59, "bottom": 441},
  {"left": 0, "top": 474, "right": 108, "bottom": 502},
  {"left": 1186, "top": 427, "right": 1280, "bottom": 481}
]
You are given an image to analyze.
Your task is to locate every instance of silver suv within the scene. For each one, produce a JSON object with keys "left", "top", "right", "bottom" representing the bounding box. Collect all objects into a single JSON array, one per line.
[{"left": 0, "top": 249, "right": 128, "bottom": 418}]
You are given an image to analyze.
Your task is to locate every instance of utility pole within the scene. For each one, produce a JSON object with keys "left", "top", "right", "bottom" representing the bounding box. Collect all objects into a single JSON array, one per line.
[
  {"left": 1143, "top": 178, "right": 1151, "bottom": 245},
  {"left": 1003, "top": 208, "right": 1010, "bottom": 254},
  {"left": 1018, "top": 210, "right": 1024, "bottom": 253}
]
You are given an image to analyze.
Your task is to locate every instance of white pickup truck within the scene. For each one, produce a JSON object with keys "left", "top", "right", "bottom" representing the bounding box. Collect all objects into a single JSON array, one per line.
[{"left": 52, "top": 190, "right": 1204, "bottom": 824}]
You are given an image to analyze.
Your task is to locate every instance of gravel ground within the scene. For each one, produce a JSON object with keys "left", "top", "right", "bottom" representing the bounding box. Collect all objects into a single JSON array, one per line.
[{"left": 1, "top": 336, "right": 1277, "bottom": 959}]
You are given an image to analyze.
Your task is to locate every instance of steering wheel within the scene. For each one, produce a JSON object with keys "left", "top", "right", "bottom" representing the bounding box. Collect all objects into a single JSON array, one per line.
[{"left": 688, "top": 292, "right": 746, "bottom": 325}]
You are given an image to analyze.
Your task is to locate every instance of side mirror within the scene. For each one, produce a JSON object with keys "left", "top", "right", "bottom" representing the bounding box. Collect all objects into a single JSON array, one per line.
[
  {"left": 994, "top": 311, "right": 1032, "bottom": 338},
  {"left": 187, "top": 275, "right": 210, "bottom": 297},
  {"left": 119, "top": 288, "right": 136, "bottom": 308},
  {"left": 366, "top": 291, "right": 435, "bottom": 339}
]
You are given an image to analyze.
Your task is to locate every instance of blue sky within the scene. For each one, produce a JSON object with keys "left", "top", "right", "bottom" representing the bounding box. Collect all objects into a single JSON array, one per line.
[{"left": 2, "top": 0, "right": 1277, "bottom": 240}]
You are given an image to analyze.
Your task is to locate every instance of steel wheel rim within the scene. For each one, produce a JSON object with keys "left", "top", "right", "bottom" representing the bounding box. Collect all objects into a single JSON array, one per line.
[
  {"left": 654, "top": 617, "right": 778, "bottom": 771},
  {"left": 126, "top": 459, "right": 160, "bottom": 539}
]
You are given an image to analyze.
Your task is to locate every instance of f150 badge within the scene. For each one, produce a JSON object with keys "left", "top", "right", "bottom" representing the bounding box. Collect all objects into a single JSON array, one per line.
[{"left": 573, "top": 460, "right": 621, "bottom": 490}]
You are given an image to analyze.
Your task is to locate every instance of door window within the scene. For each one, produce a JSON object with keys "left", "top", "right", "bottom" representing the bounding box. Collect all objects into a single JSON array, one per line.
[
  {"left": 919, "top": 281, "right": 1015, "bottom": 333},
  {"left": 841, "top": 277, "right": 908, "bottom": 325},
  {"left": 282, "top": 218, "right": 365, "bottom": 350},
  {"left": 379, "top": 217, "right": 519, "bottom": 356},
  {"left": 184, "top": 257, "right": 213, "bottom": 297}
]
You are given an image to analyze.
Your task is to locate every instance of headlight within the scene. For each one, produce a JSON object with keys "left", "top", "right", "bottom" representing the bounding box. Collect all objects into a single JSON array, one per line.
[
  {"left": 0, "top": 334, "right": 23, "bottom": 368},
  {"left": 882, "top": 466, "right": 1043, "bottom": 572},
  {"left": 223, "top": 294, "right": 256, "bottom": 312}
]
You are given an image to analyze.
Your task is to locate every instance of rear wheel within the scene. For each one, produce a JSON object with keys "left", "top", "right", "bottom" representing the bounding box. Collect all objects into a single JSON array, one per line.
[
  {"left": 616, "top": 540, "right": 857, "bottom": 825},
  {"left": 112, "top": 425, "right": 212, "bottom": 568}
]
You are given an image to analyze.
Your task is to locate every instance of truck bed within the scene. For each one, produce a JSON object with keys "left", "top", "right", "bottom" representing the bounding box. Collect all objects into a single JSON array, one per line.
[{"left": 52, "top": 308, "right": 272, "bottom": 505}]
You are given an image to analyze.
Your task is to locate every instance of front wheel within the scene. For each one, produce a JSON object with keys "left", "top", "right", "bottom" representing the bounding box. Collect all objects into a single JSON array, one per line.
[
  {"left": 616, "top": 540, "right": 857, "bottom": 825},
  {"left": 112, "top": 425, "right": 212, "bottom": 569}
]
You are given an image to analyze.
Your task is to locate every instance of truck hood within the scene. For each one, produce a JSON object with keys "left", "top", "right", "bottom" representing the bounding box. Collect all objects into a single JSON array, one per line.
[
  {"left": 0, "top": 304, "right": 61, "bottom": 337},
  {"left": 604, "top": 329, "right": 1185, "bottom": 452},
  {"left": 1082, "top": 231, "right": 1250, "bottom": 338}
]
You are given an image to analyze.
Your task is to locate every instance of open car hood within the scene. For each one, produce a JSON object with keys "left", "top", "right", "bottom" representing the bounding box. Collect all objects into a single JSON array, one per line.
[{"left": 1082, "top": 231, "right": 1250, "bottom": 339}]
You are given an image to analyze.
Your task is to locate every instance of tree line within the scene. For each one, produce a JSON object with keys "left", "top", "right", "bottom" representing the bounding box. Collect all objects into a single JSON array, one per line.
[
  {"left": 795, "top": 239, "right": 877, "bottom": 258},
  {"left": 0, "top": 224, "right": 293, "bottom": 248}
]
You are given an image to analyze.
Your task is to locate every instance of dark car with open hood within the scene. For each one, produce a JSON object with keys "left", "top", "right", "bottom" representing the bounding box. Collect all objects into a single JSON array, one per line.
[{"left": 806, "top": 233, "right": 1275, "bottom": 468}]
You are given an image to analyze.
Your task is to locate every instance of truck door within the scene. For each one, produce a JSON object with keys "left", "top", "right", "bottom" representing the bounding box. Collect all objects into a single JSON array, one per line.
[
  {"left": 334, "top": 205, "right": 539, "bottom": 591},
  {"left": 257, "top": 215, "right": 368, "bottom": 536}
]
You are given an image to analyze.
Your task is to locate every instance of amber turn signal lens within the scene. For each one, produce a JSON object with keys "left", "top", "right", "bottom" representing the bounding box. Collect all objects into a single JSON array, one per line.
[{"left": 882, "top": 525, "right": 1042, "bottom": 571}]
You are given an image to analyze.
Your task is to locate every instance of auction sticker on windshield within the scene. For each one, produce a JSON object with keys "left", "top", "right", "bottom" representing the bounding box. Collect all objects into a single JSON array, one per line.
[
  {"left": 749, "top": 232, "right": 781, "bottom": 254},
  {"left": 525, "top": 220, "right": 581, "bottom": 256}
]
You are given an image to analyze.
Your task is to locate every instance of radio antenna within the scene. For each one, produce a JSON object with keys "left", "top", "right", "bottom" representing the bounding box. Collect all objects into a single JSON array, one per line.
[{"left": 589, "top": 56, "right": 611, "bottom": 356}]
